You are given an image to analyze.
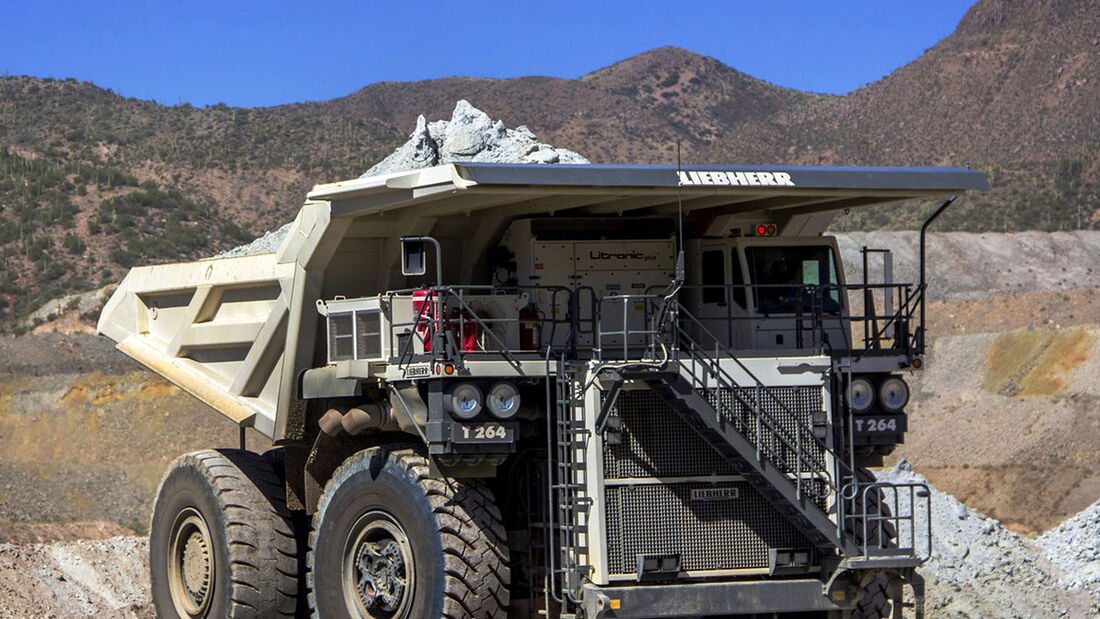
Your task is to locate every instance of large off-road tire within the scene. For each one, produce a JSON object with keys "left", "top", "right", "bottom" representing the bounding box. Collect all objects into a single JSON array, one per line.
[
  {"left": 852, "top": 571, "right": 894, "bottom": 619},
  {"left": 308, "top": 445, "right": 510, "bottom": 618},
  {"left": 150, "top": 449, "right": 299, "bottom": 618},
  {"left": 848, "top": 468, "right": 897, "bottom": 619}
]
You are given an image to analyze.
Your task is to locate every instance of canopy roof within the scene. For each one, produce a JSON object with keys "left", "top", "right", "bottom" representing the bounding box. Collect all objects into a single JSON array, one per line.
[{"left": 305, "top": 162, "right": 989, "bottom": 222}]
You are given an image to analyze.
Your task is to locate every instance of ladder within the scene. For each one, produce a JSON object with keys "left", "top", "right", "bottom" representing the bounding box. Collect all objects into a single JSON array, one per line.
[{"left": 550, "top": 359, "right": 592, "bottom": 610}]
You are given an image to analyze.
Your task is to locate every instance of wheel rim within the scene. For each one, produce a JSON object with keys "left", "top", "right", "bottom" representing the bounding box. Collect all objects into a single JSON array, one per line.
[
  {"left": 167, "top": 507, "right": 214, "bottom": 617},
  {"left": 342, "top": 510, "right": 415, "bottom": 618}
]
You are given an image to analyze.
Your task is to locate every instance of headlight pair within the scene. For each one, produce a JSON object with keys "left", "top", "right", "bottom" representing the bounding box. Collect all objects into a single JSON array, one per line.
[
  {"left": 848, "top": 375, "right": 909, "bottom": 413},
  {"left": 443, "top": 382, "right": 521, "bottom": 420}
]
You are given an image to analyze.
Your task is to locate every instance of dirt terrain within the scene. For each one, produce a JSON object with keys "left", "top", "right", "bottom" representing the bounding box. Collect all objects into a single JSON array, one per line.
[{"left": 0, "top": 333, "right": 271, "bottom": 535}]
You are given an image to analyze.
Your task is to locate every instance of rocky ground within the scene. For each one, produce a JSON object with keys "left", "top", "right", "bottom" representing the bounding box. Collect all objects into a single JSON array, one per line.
[
  {"left": 0, "top": 535, "right": 151, "bottom": 617},
  {"left": 878, "top": 464, "right": 1100, "bottom": 618}
]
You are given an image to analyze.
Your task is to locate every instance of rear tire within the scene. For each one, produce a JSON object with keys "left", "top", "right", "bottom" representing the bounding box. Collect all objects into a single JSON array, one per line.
[
  {"left": 308, "top": 445, "right": 510, "bottom": 618},
  {"left": 149, "top": 449, "right": 299, "bottom": 618}
]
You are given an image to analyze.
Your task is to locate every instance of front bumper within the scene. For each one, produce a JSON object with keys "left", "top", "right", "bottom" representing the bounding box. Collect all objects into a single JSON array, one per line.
[{"left": 581, "top": 578, "right": 856, "bottom": 618}]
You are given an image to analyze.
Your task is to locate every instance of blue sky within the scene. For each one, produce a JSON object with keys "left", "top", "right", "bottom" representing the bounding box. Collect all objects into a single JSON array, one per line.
[{"left": 0, "top": 1, "right": 976, "bottom": 108}]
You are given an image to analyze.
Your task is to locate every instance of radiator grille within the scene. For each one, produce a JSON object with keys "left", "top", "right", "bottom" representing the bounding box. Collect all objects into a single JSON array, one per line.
[
  {"left": 603, "top": 390, "right": 736, "bottom": 479},
  {"left": 604, "top": 481, "right": 815, "bottom": 574},
  {"left": 601, "top": 386, "right": 825, "bottom": 576},
  {"left": 704, "top": 386, "right": 826, "bottom": 474},
  {"left": 603, "top": 387, "right": 824, "bottom": 479}
]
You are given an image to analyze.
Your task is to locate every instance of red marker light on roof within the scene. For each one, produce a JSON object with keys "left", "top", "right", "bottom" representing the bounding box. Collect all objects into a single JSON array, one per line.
[{"left": 756, "top": 225, "right": 767, "bottom": 236}]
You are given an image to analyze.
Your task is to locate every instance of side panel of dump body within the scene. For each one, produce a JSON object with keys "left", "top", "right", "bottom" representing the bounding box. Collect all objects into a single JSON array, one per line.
[{"left": 97, "top": 254, "right": 296, "bottom": 437}]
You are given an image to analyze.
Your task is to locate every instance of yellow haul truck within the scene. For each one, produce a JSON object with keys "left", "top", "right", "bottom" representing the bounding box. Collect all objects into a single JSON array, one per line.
[{"left": 98, "top": 163, "right": 987, "bottom": 618}]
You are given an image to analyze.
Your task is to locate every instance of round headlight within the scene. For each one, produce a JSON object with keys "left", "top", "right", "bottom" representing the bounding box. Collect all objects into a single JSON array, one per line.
[
  {"left": 486, "top": 382, "right": 521, "bottom": 420},
  {"left": 878, "top": 377, "right": 909, "bottom": 413},
  {"left": 445, "top": 382, "right": 483, "bottom": 420},
  {"left": 848, "top": 377, "right": 875, "bottom": 413}
]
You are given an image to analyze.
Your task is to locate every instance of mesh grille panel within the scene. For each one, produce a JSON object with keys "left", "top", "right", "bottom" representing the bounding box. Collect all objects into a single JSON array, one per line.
[
  {"left": 603, "top": 390, "right": 736, "bottom": 479},
  {"left": 705, "top": 386, "right": 826, "bottom": 474},
  {"left": 355, "top": 309, "right": 381, "bottom": 358},
  {"left": 328, "top": 313, "right": 354, "bottom": 361},
  {"left": 601, "top": 385, "right": 826, "bottom": 575},
  {"left": 604, "top": 482, "right": 814, "bottom": 574},
  {"left": 603, "top": 387, "right": 824, "bottom": 479}
]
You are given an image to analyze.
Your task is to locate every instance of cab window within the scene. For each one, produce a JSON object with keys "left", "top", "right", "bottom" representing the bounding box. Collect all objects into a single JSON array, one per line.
[
  {"left": 730, "top": 250, "right": 747, "bottom": 309},
  {"left": 701, "top": 250, "right": 726, "bottom": 304},
  {"left": 744, "top": 246, "right": 841, "bottom": 313}
]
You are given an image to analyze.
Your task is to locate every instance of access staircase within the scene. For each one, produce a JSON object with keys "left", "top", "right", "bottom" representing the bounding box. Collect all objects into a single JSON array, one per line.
[{"left": 594, "top": 297, "right": 923, "bottom": 561}]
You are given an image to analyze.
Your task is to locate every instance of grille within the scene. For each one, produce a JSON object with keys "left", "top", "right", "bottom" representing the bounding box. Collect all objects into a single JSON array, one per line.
[
  {"left": 604, "top": 481, "right": 814, "bottom": 575},
  {"left": 327, "top": 309, "right": 382, "bottom": 362},
  {"left": 603, "top": 390, "right": 736, "bottom": 479},
  {"left": 328, "top": 313, "right": 354, "bottom": 361},
  {"left": 601, "top": 386, "right": 825, "bottom": 576},
  {"left": 603, "top": 387, "right": 824, "bottom": 479},
  {"left": 704, "top": 386, "right": 825, "bottom": 474},
  {"left": 355, "top": 309, "right": 382, "bottom": 358}
]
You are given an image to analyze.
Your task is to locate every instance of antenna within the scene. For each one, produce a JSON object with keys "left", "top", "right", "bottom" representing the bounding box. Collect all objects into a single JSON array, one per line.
[{"left": 674, "top": 140, "right": 685, "bottom": 283}]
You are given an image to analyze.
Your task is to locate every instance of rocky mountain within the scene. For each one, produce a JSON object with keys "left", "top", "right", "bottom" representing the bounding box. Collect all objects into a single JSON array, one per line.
[{"left": 0, "top": 0, "right": 1097, "bottom": 330}]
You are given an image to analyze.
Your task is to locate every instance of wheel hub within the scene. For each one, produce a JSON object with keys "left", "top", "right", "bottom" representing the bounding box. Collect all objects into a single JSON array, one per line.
[
  {"left": 356, "top": 539, "right": 407, "bottom": 611},
  {"left": 343, "top": 511, "right": 415, "bottom": 618},
  {"left": 181, "top": 530, "right": 211, "bottom": 600},
  {"left": 168, "top": 508, "right": 214, "bottom": 617}
]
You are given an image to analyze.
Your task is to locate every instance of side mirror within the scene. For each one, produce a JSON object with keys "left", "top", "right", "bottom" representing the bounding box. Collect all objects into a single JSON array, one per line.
[{"left": 401, "top": 238, "right": 427, "bottom": 276}]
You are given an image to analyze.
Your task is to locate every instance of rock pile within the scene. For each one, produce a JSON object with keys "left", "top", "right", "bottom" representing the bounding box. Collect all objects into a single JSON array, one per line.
[
  {"left": 877, "top": 462, "right": 1100, "bottom": 617},
  {"left": 219, "top": 100, "right": 587, "bottom": 258},
  {"left": 362, "top": 99, "right": 588, "bottom": 177}
]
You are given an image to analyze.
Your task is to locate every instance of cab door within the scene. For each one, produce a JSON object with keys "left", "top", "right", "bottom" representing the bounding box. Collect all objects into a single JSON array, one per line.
[{"left": 689, "top": 241, "right": 753, "bottom": 351}]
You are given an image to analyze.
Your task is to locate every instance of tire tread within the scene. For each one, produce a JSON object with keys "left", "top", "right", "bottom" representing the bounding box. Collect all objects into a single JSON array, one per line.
[
  {"left": 152, "top": 449, "right": 299, "bottom": 618},
  {"left": 307, "top": 445, "right": 510, "bottom": 618}
]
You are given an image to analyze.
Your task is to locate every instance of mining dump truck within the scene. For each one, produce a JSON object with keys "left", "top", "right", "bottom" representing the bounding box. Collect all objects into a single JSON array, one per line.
[{"left": 98, "top": 162, "right": 987, "bottom": 618}]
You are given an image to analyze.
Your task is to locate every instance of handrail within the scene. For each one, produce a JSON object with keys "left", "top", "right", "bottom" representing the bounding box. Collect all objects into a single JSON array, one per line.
[
  {"left": 672, "top": 302, "right": 847, "bottom": 499},
  {"left": 661, "top": 281, "right": 923, "bottom": 356}
]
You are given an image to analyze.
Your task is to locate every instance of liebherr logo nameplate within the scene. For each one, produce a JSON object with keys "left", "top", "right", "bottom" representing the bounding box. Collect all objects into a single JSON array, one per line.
[
  {"left": 690, "top": 487, "right": 740, "bottom": 501},
  {"left": 678, "top": 170, "right": 795, "bottom": 187}
]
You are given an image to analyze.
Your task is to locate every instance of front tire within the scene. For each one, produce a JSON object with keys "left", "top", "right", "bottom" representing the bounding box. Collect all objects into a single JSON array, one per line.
[
  {"left": 150, "top": 449, "right": 299, "bottom": 618},
  {"left": 848, "top": 468, "right": 898, "bottom": 619},
  {"left": 308, "top": 445, "right": 510, "bottom": 618}
]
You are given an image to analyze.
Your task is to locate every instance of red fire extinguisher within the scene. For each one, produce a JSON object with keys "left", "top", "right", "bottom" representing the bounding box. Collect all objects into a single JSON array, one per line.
[{"left": 519, "top": 305, "right": 540, "bottom": 350}]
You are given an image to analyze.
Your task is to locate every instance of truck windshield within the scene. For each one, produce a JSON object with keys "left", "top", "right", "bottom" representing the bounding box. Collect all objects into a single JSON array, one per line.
[{"left": 745, "top": 246, "right": 841, "bottom": 314}]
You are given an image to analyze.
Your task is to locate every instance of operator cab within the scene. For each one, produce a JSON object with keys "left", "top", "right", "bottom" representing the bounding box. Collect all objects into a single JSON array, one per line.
[{"left": 687, "top": 234, "right": 849, "bottom": 355}]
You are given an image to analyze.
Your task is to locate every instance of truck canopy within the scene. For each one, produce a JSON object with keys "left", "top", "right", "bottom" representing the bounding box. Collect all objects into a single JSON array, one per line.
[{"left": 98, "top": 163, "right": 988, "bottom": 440}]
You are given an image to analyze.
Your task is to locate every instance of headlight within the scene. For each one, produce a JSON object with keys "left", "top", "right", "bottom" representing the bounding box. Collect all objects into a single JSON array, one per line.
[
  {"left": 878, "top": 376, "right": 909, "bottom": 413},
  {"left": 486, "top": 382, "right": 521, "bottom": 420},
  {"left": 848, "top": 377, "right": 875, "bottom": 413},
  {"left": 444, "top": 382, "right": 483, "bottom": 420}
]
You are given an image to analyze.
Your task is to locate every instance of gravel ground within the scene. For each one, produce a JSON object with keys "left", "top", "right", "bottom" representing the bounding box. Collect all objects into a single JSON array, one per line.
[
  {"left": 0, "top": 536, "right": 151, "bottom": 617},
  {"left": 878, "top": 462, "right": 1100, "bottom": 618}
]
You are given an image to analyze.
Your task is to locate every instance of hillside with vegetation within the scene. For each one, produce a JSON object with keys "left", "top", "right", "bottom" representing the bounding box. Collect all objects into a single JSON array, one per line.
[{"left": 0, "top": 0, "right": 1097, "bottom": 331}]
